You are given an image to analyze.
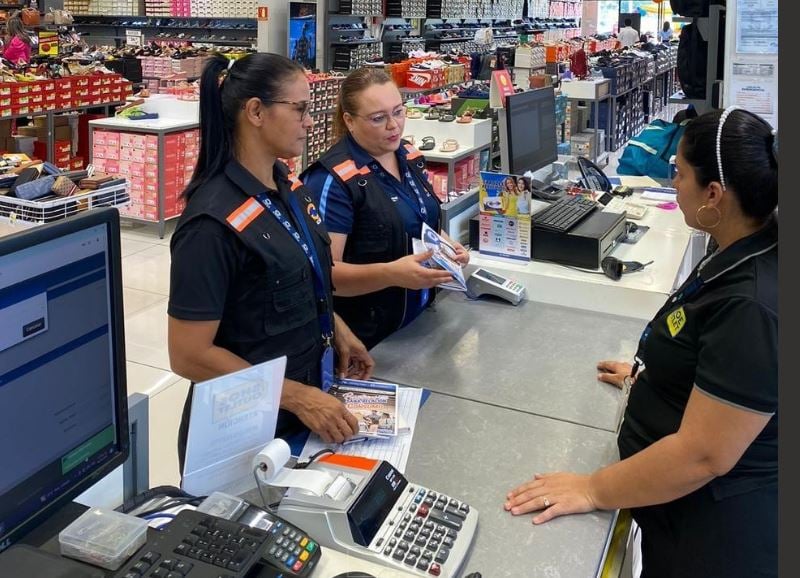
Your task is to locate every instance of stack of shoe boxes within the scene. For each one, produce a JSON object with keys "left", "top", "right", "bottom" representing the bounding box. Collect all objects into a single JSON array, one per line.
[{"left": 93, "top": 128, "right": 198, "bottom": 221}]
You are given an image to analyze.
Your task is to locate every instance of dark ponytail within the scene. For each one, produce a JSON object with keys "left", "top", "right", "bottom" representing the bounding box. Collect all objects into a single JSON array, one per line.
[{"left": 184, "top": 53, "right": 305, "bottom": 199}]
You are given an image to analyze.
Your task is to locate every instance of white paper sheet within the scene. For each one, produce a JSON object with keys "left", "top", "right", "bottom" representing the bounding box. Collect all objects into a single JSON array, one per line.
[
  {"left": 641, "top": 188, "right": 677, "bottom": 202},
  {"left": 299, "top": 386, "right": 423, "bottom": 473}
]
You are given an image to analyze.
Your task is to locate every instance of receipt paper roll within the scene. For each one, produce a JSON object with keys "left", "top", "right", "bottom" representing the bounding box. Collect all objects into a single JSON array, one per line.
[{"left": 252, "top": 439, "right": 333, "bottom": 496}]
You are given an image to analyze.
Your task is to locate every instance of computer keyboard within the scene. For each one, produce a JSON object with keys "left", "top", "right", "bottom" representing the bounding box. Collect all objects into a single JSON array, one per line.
[
  {"left": 115, "top": 509, "right": 319, "bottom": 578},
  {"left": 532, "top": 195, "right": 598, "bottom": 233}
]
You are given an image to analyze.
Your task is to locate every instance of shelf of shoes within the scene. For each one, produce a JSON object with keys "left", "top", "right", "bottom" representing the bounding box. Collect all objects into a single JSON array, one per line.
[
  {"left": 145, "top": 0, "right": 172, "bottom": 17},
  {"left": 64, "top": 0, "right": 92, "bottom": 15},
  {"left": 69, "top": 0, "right": 256, "bottom": 18},
  {"left": 328, "top": 14, "right": 382, "bottom": 71},
  {"left": 425, "top": 0, "right": 524, "bottom": 20},
  {"left": 85, "top": 0, "right": 142, "bottom": 16},
  {"left": 305, "top": 72, "right": 343, "bottom": 166},
  {"left": 385, "top": 0, "right": 426, "bottom": 19},
  {"left": 336, "top": 0, "right": 383, "bottom": 16},
  {"left": 381, "top": 19, "right": 426, "bottom": 63}
]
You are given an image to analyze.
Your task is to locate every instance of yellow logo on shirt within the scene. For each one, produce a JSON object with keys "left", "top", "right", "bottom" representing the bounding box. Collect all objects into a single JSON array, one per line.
[
  {"left": 666, "top": 306, "right": 686, "bottom": 337},
  {"left": 306, "top": 202, "right": 322, "bottom": 225}
]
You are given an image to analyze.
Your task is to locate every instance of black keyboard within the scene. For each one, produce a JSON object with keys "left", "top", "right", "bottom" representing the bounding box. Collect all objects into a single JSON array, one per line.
[
  {"left": 115, "top": 509, "right": 318, "bottom": 578},
  {"left": 531, "top": 195, "right": 598, "bottom": 233}
]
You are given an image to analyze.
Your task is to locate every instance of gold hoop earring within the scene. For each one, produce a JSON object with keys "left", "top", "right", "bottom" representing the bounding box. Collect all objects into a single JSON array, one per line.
[{"left": 696, "top": 204, "right": 721, "bottom": 228}]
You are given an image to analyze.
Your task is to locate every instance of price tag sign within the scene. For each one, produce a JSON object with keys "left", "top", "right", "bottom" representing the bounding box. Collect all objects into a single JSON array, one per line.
[{"left": 125, "top": 29, "right": 143, "bottom": 48}]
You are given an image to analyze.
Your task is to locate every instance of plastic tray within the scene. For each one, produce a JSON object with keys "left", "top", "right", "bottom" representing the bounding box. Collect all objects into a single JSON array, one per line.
[{"left": 59, "top": 507, "right": 148, "bottom": 571}]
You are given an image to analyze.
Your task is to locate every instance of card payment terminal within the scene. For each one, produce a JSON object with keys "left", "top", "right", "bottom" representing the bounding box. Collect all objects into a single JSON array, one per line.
[
  {"left": 466, "top": 268, "right": 526, "bottom": 305},
  {"left": 277, "top": 454, "right": 478, "bottom": 577}
]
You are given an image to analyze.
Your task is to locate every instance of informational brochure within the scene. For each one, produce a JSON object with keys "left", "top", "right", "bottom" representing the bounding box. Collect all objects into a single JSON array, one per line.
[
  {"left": 330, "top": 378, "right": 399, "bottom": 437},
  {"left": 478, "top": 171, "right": 531, "bottom": 261},
  {"left": 300, "top": 386, "right": 423, "bottom": 473},
  {"left": 181, "top": 356, "right": 286, "bottom": 497},
  {"left": 412, "top": 222, "right": 467, "bottom": 291}
]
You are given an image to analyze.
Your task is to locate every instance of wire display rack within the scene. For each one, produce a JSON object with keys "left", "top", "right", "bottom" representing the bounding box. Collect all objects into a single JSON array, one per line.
[{"left": 0, "top": 183, "right": 130, "bottom": 225}]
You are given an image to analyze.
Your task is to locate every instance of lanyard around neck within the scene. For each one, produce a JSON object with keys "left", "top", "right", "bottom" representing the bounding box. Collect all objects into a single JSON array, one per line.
[
  {"left": 630, "top": 260, "right": 708, "bottom": 377},
  {"left": 256, "top": 192, "right": 333, "bottom": 341}
]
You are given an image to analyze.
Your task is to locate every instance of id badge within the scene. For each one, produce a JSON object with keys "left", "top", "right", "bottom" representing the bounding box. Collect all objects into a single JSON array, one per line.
[{"left": 320, "top": 345, "right": 334, "bottom": 393}]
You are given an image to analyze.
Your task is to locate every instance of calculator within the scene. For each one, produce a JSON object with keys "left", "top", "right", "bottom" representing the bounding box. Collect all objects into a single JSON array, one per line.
[{"left": 277, "top": 455, "right": 478, "bottom": 578}]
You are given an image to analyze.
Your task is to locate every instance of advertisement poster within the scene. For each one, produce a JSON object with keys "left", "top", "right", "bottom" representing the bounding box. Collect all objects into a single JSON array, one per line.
[
  {"left": 288, "top": 2, "right": 316, "bottom": 69},
  {"left": 478, "top": 171, "right": 531, "bottom": 261}
]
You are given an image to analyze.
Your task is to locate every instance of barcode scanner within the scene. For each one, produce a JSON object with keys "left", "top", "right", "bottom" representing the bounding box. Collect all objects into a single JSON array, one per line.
[{"left": 601, "top": 257, "right": 654, "bottom": 281}]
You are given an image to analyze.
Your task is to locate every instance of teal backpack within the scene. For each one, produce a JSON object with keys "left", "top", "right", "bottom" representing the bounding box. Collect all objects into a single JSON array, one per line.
[{"left": 617, "top": 119, "right": 688, "bottom": 179}]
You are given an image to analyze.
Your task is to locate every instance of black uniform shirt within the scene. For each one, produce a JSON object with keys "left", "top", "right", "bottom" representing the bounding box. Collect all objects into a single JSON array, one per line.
[
  {"left": 619, "top": 217, "right": 778, "bottom": 500},
  {"left": 168, "top": 160, "right": 333, "bottom": 387}
]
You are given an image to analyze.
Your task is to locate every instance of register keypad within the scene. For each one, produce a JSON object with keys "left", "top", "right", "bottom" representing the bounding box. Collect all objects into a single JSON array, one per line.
[{"left": 373, "top": 486, "right": 470, "bottom": 575}]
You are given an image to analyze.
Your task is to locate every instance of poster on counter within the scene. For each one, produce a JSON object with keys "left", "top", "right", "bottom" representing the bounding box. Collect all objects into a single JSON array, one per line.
[{"left": 478, "top": 171, "right": 531, "bottom": 261}]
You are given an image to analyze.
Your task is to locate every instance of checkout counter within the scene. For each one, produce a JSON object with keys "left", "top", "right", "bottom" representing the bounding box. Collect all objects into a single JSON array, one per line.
[{"left": 5, "top": 190, "right": 699, "bottom": 578}]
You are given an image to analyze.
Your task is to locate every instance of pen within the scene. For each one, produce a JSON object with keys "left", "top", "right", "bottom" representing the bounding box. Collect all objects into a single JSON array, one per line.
[{"left": 341, "top": 437, "right": 369, "bottom": 446}]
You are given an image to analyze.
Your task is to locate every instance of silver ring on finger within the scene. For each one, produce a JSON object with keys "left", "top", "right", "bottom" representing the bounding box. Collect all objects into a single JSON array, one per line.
[{"left": 543, "top": 496, "right": 551, "bottom": 508}]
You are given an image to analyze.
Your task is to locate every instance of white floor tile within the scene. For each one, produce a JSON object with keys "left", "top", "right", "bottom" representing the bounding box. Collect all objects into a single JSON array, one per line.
[
  {"left": 121, "top": 237, "right": 156, "bottom": 258},
  {"left": 148, "top": 378, "right": 192, "bottom": 488},
  {"left": 124, "top": 287, "right": 167, "bottom": 318},
  {"left": 125, "top": 361, "right": 180, "bottom": 397},
  {"left": 120, "top": 219, "right": 176, "bottom": 245},
  {"left": 124, "top": 298, "right": 171, "bottom": 371},
  {"left": 121, "top": 244, "right": 172, "bottom": 296}
]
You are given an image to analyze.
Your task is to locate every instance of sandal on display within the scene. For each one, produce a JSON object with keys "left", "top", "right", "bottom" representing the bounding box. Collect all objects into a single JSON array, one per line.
[
  {"left": 456, "top": 110, "right": 474, "bottom": 123},
  {"left": 425, "top": 107, "right": 441, "bottom": 120},
  {"left": 419, "top": 136, "right": 436, "bottom": 151},
  {"left": 439, "top": 138, "right": 459, "bottom": 152},
  {"left": 406, "top": 108, "right": 423, "bottom": 119},
  {"left": 438, "top": 112, "right": 456, "bottom": 122},
  {"left": 402, "top": 135, "right": 415, "bottom": 145}
]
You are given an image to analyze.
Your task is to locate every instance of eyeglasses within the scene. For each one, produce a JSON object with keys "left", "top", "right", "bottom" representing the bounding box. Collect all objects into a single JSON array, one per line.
[
  {"left": 261, "top": 99, "right": 311, "bottom": 119},
  {"left": 350, "top": 106, "right": 406, "bottom": 127}
]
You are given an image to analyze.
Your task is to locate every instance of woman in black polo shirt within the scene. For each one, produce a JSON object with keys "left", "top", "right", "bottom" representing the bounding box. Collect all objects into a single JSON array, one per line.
[
  {"left": 504, "top": 107, "right": 778, "bottom": 577},
  {"left": 167, "top": 54, "right": 374, "bottom": 470}
]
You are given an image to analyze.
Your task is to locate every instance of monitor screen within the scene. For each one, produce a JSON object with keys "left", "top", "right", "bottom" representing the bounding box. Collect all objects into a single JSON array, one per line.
[
  {"left": 0, "top": 208, "right": 128, "bottom": 551},
  {"left": 288, "top": 2, "right": 317, "bottom": 69},
  {"left": 504, "top": 87, "right": 558, "bottom": 175}
]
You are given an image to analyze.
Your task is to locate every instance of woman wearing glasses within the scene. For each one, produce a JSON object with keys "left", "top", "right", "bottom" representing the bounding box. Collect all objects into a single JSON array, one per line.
[
  {"left": 302, "top": 68, "right": 469, "bottom": 349},
  {"left": 168, "top": 54, "right": 374, "bottom": 471}
]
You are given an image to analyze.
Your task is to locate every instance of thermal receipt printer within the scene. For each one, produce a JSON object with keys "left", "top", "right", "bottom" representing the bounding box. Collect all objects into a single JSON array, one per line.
[{"left": 277, "top": 454, "right": 478, "bottom": 577}]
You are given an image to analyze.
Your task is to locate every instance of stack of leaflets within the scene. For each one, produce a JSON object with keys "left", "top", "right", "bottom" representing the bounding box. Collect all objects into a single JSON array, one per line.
[
  {"left": 412, "top": 222, "right": 467, "bottom": 292},
  {"left": 330, "top": 378, "right": 400, "bottom": 437}
]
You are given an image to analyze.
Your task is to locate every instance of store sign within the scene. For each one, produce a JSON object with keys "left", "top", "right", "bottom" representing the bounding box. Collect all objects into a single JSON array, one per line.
[{"left": 125, "top": 29, "right": 143, "bottom": 48}]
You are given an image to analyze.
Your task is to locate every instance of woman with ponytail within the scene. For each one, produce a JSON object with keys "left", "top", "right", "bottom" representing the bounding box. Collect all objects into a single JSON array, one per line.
[{"left": 168, "top": 54, "right": 374, "bottom": 470}]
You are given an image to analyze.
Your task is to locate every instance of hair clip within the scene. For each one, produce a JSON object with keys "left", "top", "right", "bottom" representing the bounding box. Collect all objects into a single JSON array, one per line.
[{"left": 715, "top": 105, "right": 741, "bottom": 191}]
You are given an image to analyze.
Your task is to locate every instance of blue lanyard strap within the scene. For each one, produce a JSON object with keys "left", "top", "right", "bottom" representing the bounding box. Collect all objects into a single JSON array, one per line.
[
  {"left": 403, "top": 168, "right": 429, "bottom": 220},
  {"left": 631, "top": 273, "right": 705, "bottom": 378},
  {"left": 256, "top": 192, "right": 333, "bottom": 342}
]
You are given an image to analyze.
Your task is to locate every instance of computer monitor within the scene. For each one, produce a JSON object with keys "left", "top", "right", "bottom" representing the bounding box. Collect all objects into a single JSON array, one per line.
[
  {"left": 499, "top": 86, "right": 558, "bottom": 181},
  {"left": 0, "top": 208, "right": 129, "bottom": 552}
]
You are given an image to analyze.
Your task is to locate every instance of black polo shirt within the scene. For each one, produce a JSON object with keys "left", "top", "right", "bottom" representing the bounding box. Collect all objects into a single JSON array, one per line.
[{"left": 618, "top": 216, "right": 778, "bottom": 499}]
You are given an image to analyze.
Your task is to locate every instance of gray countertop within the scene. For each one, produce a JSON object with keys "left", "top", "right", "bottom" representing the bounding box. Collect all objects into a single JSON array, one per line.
[
  {"left": 406, "top": 393, "right": 620, "bottom": 578},
  {"left": 371, "top": 292, "right": 644, "bottom": 432}
]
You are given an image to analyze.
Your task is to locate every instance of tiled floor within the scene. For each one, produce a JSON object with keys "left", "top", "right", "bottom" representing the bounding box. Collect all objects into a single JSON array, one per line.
[{"left": 118, "top": 219, "right": 187, "bottom": 488}]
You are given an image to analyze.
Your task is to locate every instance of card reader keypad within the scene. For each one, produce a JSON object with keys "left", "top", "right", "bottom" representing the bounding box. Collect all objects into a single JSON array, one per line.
[{"left": 375, "top": 486, "right": 471, "bottom": 576}]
